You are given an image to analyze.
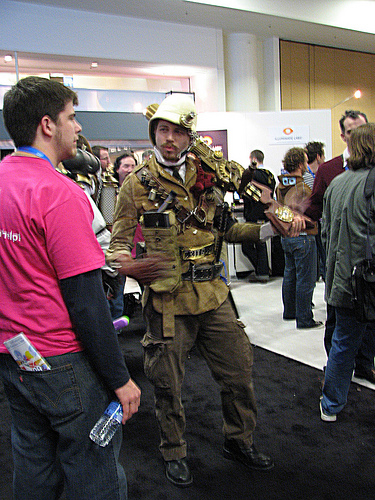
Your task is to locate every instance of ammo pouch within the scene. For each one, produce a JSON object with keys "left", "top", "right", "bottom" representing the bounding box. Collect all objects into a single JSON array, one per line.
[{"left": 140, "top": 210, "right": 182, "bottom": 293}]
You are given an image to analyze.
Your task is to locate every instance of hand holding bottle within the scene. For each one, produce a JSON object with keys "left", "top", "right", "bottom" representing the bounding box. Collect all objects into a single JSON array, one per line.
[
  {"left": 89, "top": 380, "right": 141, "bottom": 447},
  {"left": 115, "top": 378, "right": 141, "bottom": 424}
]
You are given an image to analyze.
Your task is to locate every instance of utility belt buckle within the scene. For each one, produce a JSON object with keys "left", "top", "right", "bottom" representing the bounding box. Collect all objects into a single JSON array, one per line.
[{"left": 183, "top": 262, "right": 223, "bottom": 282}]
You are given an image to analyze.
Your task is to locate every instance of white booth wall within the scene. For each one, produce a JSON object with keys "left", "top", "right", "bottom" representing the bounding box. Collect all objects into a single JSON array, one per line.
[
  {"left": 197, "top": 109, "right": 332, "bottom": 179},
  {"left": 196, "top": 109, "right": 332, "bottom": 277}
]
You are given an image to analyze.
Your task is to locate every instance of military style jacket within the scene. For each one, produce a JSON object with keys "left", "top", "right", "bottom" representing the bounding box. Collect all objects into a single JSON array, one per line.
[{"left": 106, "top": 154, "right": 260, "bottom": 325}]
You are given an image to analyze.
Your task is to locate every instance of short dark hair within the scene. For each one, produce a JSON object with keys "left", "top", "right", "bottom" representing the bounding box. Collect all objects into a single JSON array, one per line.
[
  {"left": 347, "top": 123, "right": 375, "bottom": 171},
  {"left": 114, "top": 151, "right": 137, "bottom": 172},
  {"left": 339, "top": 110, "right": 368, "bottom": 134},
  {"left": 282, "top": 147, "right": 306, "bottom": 173},
  {"left": 113, "top": 151, "right": 137, "bottom": 182},
  {"left": 92, "top": 145, "right": 108, "bottom": 159},
  {"left": 250, "top": 149, "right": 264, "bottom": 164},
  {"left": 304, "top": 141, "right": 325, "bottom": 164},
  {"left": 3, "top": 76, "right": 78, "bottom": 148}
]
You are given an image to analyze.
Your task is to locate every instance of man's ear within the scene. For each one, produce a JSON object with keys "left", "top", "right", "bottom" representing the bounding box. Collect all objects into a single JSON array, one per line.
[
  {"left": 340, "top": 132, "right": 346, "bottom": 144},
  {"left": 40, "top": 115, "right": 55, "bottom": 138}
]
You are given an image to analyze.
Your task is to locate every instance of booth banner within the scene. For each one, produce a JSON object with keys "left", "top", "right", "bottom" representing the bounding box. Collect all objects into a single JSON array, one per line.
[{"left": 268, "top": 125, "right": 309, "bottom": 145}]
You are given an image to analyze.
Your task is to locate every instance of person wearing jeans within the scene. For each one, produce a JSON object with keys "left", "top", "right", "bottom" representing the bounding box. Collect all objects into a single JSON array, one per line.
[
  {"left": 281, "top": 233, "right": 317, "bottom": 328},
  {"left": 306, "top": 111, "right": 375, "bottom": 383},
  {"left": 321, "top": 308, "right": 369, "bottom": 418},
  {"left": 320, "top": 123, "right": 375, "bottom": 421},
  {"left": 0, "top": 77, "right": 142, "bottom": 499},
  {"left": 0, "top": 351, "right": 127, "bottom": 499},
  {"left": 276, "top": 147, "right": 322, "bottom": 329}
]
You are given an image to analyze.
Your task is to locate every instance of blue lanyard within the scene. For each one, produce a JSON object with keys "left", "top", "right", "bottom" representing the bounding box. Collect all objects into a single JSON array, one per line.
[
  {"left": 17, "top": 146, "right": 54, "bottom": 167},
  {"left": 307, "top": 166, "right": 315, "bottom": 179}
]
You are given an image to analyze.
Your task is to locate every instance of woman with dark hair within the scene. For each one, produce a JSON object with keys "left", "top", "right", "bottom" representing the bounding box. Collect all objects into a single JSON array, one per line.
[
  {"left": 320, "top": 123, "right": 375, "bottom": 422},
  {"left": 112, "top": 151, "right": 144, "bottom": 321}
]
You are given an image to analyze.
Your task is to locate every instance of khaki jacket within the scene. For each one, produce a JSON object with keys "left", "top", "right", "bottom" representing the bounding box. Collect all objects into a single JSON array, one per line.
[{"left": 107, "top": 154, "right": 260, "bottom": 320}]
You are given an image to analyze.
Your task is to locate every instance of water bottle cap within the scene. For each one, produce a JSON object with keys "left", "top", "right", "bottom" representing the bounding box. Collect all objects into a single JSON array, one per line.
[{"left": 113, "top": 316, "right": 130, "bottom": 330}]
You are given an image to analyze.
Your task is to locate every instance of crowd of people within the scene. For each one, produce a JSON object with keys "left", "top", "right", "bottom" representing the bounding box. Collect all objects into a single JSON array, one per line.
[{"left": 0, "top": 76, "right": 374, "bottom": 499}]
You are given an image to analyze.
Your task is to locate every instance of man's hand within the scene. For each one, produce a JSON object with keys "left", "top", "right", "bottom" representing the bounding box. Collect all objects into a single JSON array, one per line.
[
  {"left": 115, "top": 379, "right": 141, "bottom": 424},
  {"left": 289, "top": 213, "right": 306, "bottom": 237},
  {"left": 113, "top": 253, "right": 171, "bottom": 285}
]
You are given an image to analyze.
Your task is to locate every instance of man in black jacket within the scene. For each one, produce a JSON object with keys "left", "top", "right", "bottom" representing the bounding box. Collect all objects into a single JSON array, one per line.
[{"left": 239, "top": 150, "right": 276, "bottom": 282}]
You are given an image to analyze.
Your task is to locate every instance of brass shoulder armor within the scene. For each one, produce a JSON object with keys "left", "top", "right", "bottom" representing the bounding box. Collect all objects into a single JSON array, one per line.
[{"left": 189, "top": 137, "right": 244, "bottom": 193}]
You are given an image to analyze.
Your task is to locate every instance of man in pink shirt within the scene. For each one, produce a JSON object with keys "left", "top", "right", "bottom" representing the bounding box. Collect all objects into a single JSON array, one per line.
[{"left": 0, "top": 77, "right": 152, "bottom": 499}]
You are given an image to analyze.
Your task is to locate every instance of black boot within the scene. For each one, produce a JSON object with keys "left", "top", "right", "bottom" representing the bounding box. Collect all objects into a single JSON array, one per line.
[
  {"left": 223, "top": 439, "right": 274, "bottom": 470},
  {"left": 164, "top": 458, "right": 193, "bottom": 487}
]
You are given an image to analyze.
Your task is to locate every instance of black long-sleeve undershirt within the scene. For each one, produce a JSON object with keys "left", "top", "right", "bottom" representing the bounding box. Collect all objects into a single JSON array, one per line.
[{"left": 60, "top": 269, "right": 130, "bottom": 391}]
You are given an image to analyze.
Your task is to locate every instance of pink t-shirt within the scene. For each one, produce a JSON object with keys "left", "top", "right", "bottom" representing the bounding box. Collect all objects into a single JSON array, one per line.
[{"left": 0, "top": 154, "right": 105, "bottom": 356}]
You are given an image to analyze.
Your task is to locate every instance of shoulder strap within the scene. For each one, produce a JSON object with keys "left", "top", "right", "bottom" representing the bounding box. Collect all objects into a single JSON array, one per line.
[
  {"left": 364, "top": 166, "right": 375, "bottom": 199},
  {"left": 364, "top": 167, "right": 375, "bottom": 260}
]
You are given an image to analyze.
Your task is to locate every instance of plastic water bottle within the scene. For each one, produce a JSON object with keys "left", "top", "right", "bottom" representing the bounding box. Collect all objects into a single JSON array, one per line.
[{"left": 89, "top": 401, "right": 123, "bottom": 447}]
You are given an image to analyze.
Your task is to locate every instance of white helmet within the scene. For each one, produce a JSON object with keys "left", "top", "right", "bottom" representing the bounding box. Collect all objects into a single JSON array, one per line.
[{"left": 146, "top": 93, "right": 197, "bottom": 146}]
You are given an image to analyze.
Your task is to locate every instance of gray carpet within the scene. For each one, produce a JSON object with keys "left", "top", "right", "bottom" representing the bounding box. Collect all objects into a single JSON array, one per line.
[{"left": 231, "top": 277, "right": 375, "bottom": 390}]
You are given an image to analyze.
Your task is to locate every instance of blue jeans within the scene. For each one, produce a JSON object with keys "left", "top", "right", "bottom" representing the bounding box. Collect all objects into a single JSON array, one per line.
[
  {"left": 324, "top": 304, "right": 375, "bottom": 372},
  {"left": 0, "top": 351, "right": 127, "bottom": 500},
  {"left": 321, "top": 307, "right": 373, "bottom": 416},
  {"left": 281, "top": 235, "right": 317, "bottom": 328},
  {"left": 109, "top": 275, "right": 125, "bottom": 321}
]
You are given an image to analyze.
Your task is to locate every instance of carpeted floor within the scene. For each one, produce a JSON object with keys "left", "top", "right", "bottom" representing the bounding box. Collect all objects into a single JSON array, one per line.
[
  {"left": 119, "top": 335, "right": 375, "bottom": 500},
  {"left": 2, "top": 326, "right": 375, "bottom": 500}
]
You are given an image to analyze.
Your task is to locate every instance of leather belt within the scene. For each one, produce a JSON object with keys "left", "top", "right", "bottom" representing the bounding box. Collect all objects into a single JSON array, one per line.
[{"left": 181, "top": 262, "right": 223, "bottom": 282}]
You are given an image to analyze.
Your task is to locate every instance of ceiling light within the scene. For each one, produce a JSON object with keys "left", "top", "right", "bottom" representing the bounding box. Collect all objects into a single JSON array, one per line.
[
  {"left": 331, "top": 90, "right": 362, "bottom": 109},
  {"left": 4, "top": 55, "right": 13, "bottom": 63},
  {"left": 133, "top": 102, "right": 143, "bottom": 113}
]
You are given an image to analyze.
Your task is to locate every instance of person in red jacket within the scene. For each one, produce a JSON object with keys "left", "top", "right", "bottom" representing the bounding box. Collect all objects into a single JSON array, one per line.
[{"left": 308, "top": 110, "right": 367, "bottom": 221}]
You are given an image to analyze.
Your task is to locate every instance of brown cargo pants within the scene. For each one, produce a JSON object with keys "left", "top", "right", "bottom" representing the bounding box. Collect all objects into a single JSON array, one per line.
[{"left": 141, "top": 296, "right": 257, "bottom": 461}]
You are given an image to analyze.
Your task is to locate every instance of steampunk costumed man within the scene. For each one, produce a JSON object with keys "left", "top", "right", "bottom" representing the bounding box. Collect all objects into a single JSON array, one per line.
[{"left": 107, "top": 94, "right": 297, "bottom": 486}]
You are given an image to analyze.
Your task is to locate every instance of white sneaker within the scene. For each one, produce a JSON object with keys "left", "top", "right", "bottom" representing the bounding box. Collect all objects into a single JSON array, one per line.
[{"left": 320, "top": 401, "right": 336, "bottom": 422}]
